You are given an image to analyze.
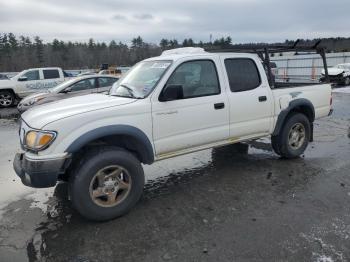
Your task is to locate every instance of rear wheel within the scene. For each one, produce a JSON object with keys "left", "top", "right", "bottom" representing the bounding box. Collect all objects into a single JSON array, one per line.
[
  {"left": 0, "top": 90, "right": 15, "bottom": 107},
  {"left": 69, "top": 146, "right": 145, "bottom": 221},
  {"left": 271, "top": 113, "right": 310, "bottom": 158}
]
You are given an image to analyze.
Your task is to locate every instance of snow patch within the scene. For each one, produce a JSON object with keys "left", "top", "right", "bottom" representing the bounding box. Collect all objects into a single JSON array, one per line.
[
  {"left": 314, "top": 254, "right": 334, "bottom": 262},
  {"left": 26, "top": 188, "right": 55, "bottom": 214},
  {"left": 299, "top": 218, "right": 350, "bottom": 261},
  {"left": 332, "top": 87, "right": 350, "bottom": 94}
]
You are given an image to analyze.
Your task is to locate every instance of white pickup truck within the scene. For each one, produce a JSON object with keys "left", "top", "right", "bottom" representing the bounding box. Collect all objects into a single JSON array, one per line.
[
  {"left": 0, "top": 67, "right": 71, "bottom": 107},
  {"left": 13, "top": 48, "right": 332, "bottom": 221}
]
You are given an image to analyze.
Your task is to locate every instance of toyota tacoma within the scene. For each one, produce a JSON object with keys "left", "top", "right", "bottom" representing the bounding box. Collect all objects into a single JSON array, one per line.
[{"left": 14, "top": 47, "right": 333, "bottom": 221}]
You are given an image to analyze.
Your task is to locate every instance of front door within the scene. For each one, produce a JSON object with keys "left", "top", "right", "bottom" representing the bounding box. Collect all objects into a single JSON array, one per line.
[
  {"left": 15, "top": 69, "right": 41, "bottom": 97},
  {"left": 152, "top": 59, "right": 230, "bottom": 157}
]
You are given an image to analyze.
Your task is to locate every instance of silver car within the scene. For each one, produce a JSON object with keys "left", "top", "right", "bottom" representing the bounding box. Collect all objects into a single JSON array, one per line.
[{"left": 17, "top": 75, "right": 119, "bottom": 113}]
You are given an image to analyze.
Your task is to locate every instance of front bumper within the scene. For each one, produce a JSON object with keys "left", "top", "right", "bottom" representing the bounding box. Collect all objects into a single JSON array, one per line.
[
  {"left": 320, "top": 75, "right": 345, "bottom": 84},
  {"left": 13, "top": 153, "right": 70, "bottom": 188}
]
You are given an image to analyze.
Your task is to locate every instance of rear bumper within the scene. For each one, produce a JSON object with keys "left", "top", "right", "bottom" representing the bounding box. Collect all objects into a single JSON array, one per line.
[{"left": 13, "top": 153, "right": 70, "bottom": 188}]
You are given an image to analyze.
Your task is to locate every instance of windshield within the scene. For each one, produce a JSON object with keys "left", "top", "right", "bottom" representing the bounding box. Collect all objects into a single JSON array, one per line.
[{"left": 109, "top": 60, "right": 172, "bottom": 98}]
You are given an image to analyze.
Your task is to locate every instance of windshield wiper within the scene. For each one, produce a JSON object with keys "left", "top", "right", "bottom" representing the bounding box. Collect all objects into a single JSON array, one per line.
[
  {"left": 119, "top": 84, "right": 135, "bottom": 97},
  {"left": 119, "top": 84, "right": 142, "bottom": 99}
]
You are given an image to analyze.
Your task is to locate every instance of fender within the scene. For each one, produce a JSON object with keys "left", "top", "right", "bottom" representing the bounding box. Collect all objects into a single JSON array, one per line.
[
  {"left": 272, "top": 98, "right": 315, "bottom": 136},
  {"left": 65, "top": 125, "right": 154, "bottom": 164},
  {"left": 0, "top": 87, "right": 16, "bottom": 95}
]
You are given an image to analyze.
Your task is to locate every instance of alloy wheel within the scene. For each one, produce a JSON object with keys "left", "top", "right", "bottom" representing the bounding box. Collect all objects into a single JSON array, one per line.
[
  {"left": 288, "top": 123, "right": 306, "bottom": 150},
  {"left": 0, "top": 93, "right": 13, "bottom": 107},
  {"left": 89, "top": 165, "right": 132, "bottom": 207}
]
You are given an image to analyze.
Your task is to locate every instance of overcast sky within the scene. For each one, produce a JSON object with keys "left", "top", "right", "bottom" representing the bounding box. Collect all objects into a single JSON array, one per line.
[{"left": 1, "top": 0, "right": 349, "bottom": 44}]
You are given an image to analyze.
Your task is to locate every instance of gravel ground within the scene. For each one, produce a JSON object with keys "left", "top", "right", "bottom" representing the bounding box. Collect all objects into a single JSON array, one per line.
[{"left": 0, "top": 107, "right": 19, "bottom": 119}]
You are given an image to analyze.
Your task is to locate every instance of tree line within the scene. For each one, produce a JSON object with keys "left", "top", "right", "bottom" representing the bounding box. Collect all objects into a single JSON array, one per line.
[
  {"left": 0, "top": 33, "right": 233, "bottom": 71},
  {"left": 1, "top": 33, "right": 349, "bottom": 72}
]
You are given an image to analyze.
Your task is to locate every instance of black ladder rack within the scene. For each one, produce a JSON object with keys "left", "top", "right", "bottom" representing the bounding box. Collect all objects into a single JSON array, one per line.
[{"left": 204, "top": 39, "right": 330, "bottom": 87}]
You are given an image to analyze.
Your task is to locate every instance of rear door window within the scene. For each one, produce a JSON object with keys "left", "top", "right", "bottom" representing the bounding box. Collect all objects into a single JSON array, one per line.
[
  {"left": 224, "top": 58, "right": 261, "bottom": 92},
  {"left": 69, "top": 78, "right": 96, "bottom": 92},
  {"left": 43, "top": 69, "right": 60, "bottom": 79},
  {"left": 98, "top": 77, "right": 118, "bottom": 88}
]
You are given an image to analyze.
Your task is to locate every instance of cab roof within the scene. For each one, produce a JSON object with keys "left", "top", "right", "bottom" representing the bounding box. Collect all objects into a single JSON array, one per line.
[
  {"left": 145, "top": 47, "right": 258, "bottom": 62},
  {"left": 25, "top": 67, "right": 62, "bottom": 70}
]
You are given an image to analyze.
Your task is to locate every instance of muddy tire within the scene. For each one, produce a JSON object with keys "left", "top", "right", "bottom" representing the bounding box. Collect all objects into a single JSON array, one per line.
[
  {"left": 271, "top": 135, "right": 281, "bottom": 155},
  {"left": 0, "top": 90, "right": 15, "bottom": 108},
  {"left": 69, "top": 146, "right": 145, "bottom": 221},
  {"left": 271, "top": 113, "right": 310, "bottom": 159}
]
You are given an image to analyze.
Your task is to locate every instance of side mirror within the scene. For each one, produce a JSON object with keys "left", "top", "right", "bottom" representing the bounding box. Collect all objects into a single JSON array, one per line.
[
  {"left": 18, "top": 76, "right": 28, "bottom": 82},
  {"left": 61, "top": 87, "right": 72, "bottom": 93},
  {"left": 159, "top": 85, "right": 183, "bottom": 102}
]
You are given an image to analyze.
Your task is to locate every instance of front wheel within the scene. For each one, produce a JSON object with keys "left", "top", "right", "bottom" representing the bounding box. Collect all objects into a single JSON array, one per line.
[
  {"left": 271, "top": 113, "right": 310, "bottom": 159},
  {"left": 69, "top": 146, "right": 145, "bottom": 221},
  {"left": 0, "top": 90, "right": 15, "bottom": 108}
]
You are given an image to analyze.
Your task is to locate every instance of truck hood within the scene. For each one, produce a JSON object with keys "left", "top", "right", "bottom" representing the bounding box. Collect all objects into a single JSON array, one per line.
[
  {"left": 21, "top": 93, "right": 136, "bottom": 129},
  {"left": 0, "top": 79, "right": 14, "bottom": 88},
  {"left": 322, "top": 68, "right": 346, "bottom": 76}
]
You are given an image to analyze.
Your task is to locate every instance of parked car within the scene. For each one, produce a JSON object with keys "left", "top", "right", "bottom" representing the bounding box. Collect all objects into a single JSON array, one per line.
[
  {"left": 17, "top": 75, "right": 119, "bottom": 113},
  {"left": 320, "top": 63, "right": 350, "bottom": 86},
  {"left": 14, "top": 47, "right": 332, "bottom": 221},
  {"left": 0, "top": 67, "right": 72, "bottom": 107},
  {"left": 0, "top": 73, "right": 9, "bottom": 80},
  {"left": 77, "top": 71, "right": 96, "bottom": 76},
  {"left": 99, "top": 69, "right": 122, "bottom": 77}
]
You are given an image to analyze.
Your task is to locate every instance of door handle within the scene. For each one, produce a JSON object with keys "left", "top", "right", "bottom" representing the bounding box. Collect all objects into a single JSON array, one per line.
[
  {"left": 258, "top": 96, "right": 267, "bottom": 102},
  {"left": 214, "top": 103, "right": 225, "bottom": 109}
]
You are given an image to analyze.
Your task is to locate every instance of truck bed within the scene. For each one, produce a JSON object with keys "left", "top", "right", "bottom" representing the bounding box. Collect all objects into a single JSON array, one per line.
[
  {"left": 274, "top": 82, "right": 322, "bottom": 89},
  {"left": 271, "top": 83, "right": 332, "bottom": 120}
]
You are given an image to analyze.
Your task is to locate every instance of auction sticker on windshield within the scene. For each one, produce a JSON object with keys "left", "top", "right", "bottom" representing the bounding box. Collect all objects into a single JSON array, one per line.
[{"left": 151, "top": 62, "right": 171, "bottom": 69}]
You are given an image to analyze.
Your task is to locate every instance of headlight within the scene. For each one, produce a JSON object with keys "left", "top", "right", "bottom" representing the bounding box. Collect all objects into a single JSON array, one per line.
[
  {"left": 23, "top": 96, "right": 45, "bottom": 106},
  {"left": 25, "top": 130, "right": 57, "bottom": 151}
]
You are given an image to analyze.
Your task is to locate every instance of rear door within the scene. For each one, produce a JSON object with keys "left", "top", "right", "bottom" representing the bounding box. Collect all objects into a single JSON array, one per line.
[
  {"left": 151, "top": 58, "right": 230, "bottom": 156},
  {"left": 220, "top": 55, "right": 274, "bottom": 139},
  {"left": 42, "top": 69, "right": 64, "bottom": 89}
]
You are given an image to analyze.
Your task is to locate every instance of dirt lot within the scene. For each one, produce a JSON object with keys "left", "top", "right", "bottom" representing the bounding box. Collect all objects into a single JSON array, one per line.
[
  {"left": 0, "top": 92, "right": 349, "bottom": 262},
  {"left": 0, "top": 107, "right": 19, "bottom": 119}
]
